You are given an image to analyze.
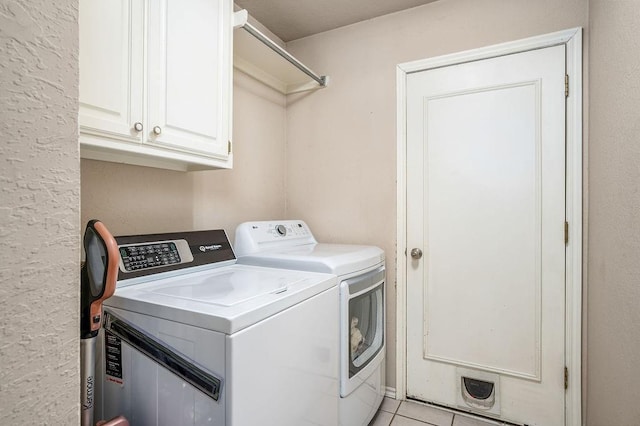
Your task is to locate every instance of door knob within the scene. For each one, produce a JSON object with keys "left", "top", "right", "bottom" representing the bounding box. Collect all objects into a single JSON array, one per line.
[
  {"left": 133, "top": 122, "right": 143, "bottom": 132},
  {"left": 410, "top": 248, "right": 423, "bottom": 259},
  {"left": 153, "top": 126, "right": 162, "bottom": 135}
]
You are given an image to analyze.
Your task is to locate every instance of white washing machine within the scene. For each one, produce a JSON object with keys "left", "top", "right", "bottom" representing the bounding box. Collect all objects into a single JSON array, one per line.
[
  {"left": 235, "top": 220, "right": 386, "bottom": 426},
  {"left": 95, "top": 229, "right": 339, "bottom": 425}
]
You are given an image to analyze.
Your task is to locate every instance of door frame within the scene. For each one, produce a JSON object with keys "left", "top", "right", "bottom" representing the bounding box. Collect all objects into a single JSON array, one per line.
[{"left": 395, "top": 28, "right": 582, "bottom": 425}]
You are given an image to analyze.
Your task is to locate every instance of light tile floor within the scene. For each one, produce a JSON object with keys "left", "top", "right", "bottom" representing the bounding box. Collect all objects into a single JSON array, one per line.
[{"left": 369, "top": 398, "right": 512, "bottom": 426}]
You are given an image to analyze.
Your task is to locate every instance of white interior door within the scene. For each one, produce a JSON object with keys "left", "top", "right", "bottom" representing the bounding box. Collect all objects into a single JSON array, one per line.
[{"left": 405, "top": 45, "right": 566, "bottom": 425}]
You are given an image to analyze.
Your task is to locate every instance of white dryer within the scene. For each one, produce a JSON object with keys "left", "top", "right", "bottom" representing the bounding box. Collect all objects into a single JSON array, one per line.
[
  {"left": 235, "top": 220, "right": 386, "bottom": 426},
  {"left": 96, "top": 229, "right": 339, "bottom": 426}
]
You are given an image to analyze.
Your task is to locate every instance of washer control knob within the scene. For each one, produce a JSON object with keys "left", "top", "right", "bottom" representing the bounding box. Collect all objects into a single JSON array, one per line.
[
  {"left": 410, "top": 248, "right": 423, "bottom": 259},
  {"left": 276, "top": 225, "right": 287, "bottom": 236}
]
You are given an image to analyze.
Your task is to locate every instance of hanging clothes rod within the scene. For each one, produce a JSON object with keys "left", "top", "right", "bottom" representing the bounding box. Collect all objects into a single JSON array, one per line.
[{"left": 234, "top": 10, "right": 328, "bottom": 89}]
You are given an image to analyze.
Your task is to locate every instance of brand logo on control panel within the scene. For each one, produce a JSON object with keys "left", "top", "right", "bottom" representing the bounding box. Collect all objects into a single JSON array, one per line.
[{"left": 199, "top": 244, "right": 222, "bottom": 252}]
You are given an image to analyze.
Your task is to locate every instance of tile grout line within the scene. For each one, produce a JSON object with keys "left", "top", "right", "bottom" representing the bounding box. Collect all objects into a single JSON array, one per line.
[
  {"left": 388, "top": 402, "right": 397, "bottom": 425},
  {"left": 387, "top": 400, "right": 398, "bottom": 425}
]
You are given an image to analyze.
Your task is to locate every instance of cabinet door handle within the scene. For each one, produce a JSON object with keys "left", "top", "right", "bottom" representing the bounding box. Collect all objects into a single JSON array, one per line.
[
  {"left": 153, "top": 126, "right": 162, "bottom": 135},
  {"left": 133, "top": 122, "right": 143, "bottom": 132}
]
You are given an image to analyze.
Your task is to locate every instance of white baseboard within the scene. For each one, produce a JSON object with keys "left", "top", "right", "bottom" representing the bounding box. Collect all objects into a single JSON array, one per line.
[{"left": 385, "top": 386, "right": 397, "bottom": 399}]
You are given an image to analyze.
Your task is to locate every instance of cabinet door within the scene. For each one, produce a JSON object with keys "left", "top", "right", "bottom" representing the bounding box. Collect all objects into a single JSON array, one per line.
[
  {"left": 147, "top": 0, "right": 232, "bottom": 160},
  {"left": 79, "top": 0, "right": 144, "bottom": 143}
]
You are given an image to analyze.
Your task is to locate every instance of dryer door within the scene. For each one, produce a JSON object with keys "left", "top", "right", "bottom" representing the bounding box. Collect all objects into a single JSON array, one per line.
[{"left": 341, "top": 267, "right": 385, "bottom": 396}]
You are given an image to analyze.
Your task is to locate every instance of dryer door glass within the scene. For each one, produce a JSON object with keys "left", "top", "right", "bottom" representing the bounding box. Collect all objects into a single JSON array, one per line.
[{"left": 349, "top": 282, "right": 384, "bottom": 377}]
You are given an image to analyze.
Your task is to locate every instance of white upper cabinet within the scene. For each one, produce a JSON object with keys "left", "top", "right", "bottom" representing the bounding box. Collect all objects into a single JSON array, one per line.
[
  {"left": 79, "top": 0, "right": 144, "bottom": 145},
  {"left": 79, "top": 0, "right": 233, "bottom": 171}
]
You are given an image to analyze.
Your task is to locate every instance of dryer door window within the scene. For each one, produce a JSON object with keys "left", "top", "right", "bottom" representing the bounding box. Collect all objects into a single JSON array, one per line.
[{"left": 349, "top": 282, "right": 384, "bottom": 377}]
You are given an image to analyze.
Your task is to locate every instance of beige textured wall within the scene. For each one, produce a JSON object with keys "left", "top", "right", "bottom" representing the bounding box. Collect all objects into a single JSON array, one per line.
[
  {"left": 82, "top": 70, "right": 286, "bottom": 243},
  {"left": 587, "top": 1, "right": 640, "bottom": 424},
  {"left": 193, "top": 71, "right": 288, "bottom": 239},
  {"left": 285, "top": 0, "right": 588, "bottom": 391},
  {"left": 0, "top": 0, "right": 80, "bottom": 423},
  {"left": 81, "top": 160, "right": 195, "bottom": 235}
]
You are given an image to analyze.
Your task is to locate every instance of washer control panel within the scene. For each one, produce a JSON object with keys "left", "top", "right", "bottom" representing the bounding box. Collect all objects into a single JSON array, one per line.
[
  {"left": 256, "top": 221, "right": 311, "bottom": 242},
  {"left": 118, "top": 239, "right": 194, "bottom": 272},
  {"left": 234, "top": 220, "right": 317, "bottom": 256},
  {"left": 115, "top": 229, "right": 235, "bottom": 282}
]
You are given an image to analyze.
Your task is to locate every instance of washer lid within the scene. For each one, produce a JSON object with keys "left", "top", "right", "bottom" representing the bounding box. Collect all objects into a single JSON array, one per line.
[
  {"left": 104, "top": 264, "right": 336, "bottom": 334},
  {"left": 236, "top": 243, "right": 385, "bottom": 277}
]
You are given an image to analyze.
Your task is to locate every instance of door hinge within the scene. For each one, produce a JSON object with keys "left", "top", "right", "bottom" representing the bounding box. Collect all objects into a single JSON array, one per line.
[
  {"left": 564, "top": 366, "right": 569, "bottom": 390},
  {"left": 565, "top": 74, "right": 569, "bottom": 98},
  {"left": 228, "top": 141, "right": 232, "bottom": 155},
  {"left": 564, "top": 221, "right": 569, "bottom": 245}
]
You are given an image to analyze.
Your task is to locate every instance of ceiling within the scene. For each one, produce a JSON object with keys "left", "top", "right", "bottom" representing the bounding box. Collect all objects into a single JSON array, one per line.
[{"left": 234, "top": 0, "right": 439, "bottom": 42}]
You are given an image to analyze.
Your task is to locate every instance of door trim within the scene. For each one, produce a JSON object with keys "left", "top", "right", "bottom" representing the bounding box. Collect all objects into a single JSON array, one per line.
[{"left": 395, "top": 28, "right": 583, "bottom": 426}]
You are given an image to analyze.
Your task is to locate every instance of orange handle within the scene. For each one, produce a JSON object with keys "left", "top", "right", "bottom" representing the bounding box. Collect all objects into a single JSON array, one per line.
[{"left": 88, "top": 221, "right": 119, "bottom": 332}]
